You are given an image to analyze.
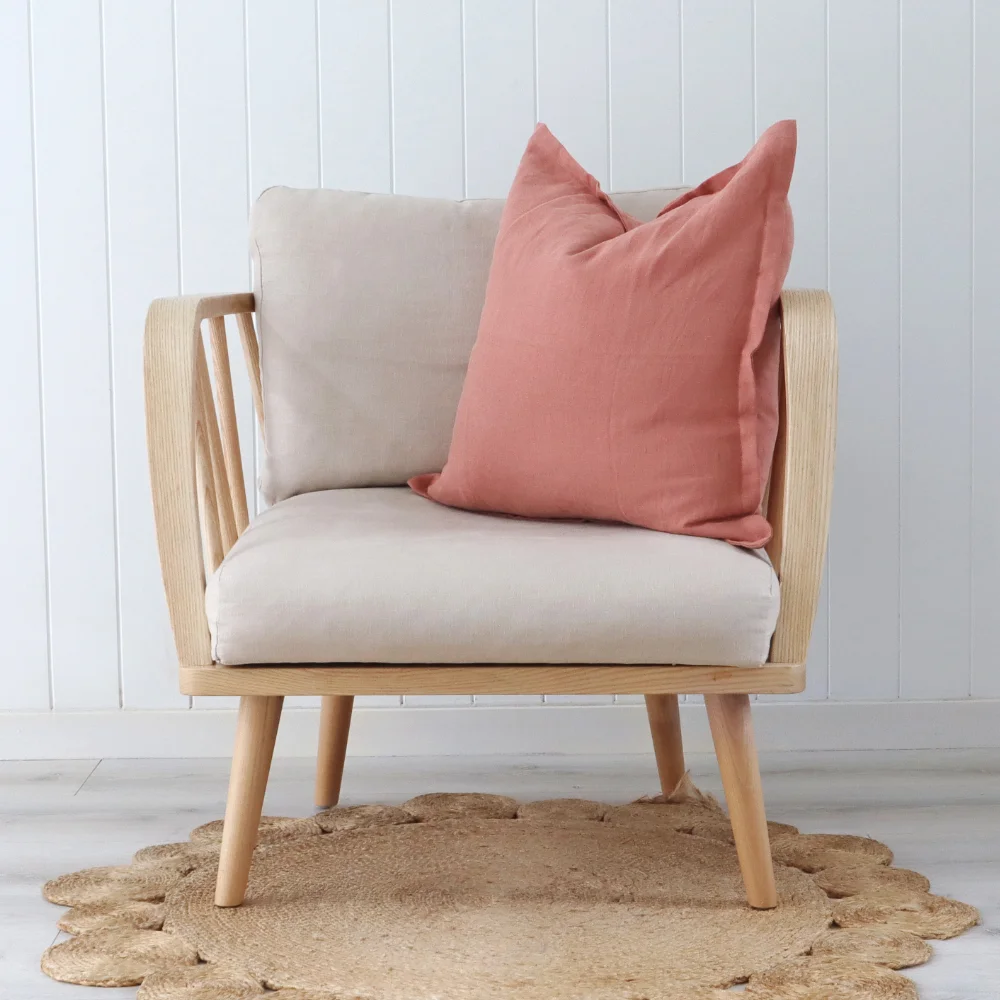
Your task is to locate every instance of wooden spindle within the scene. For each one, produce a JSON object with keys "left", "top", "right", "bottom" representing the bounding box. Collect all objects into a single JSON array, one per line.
[
  {"left": 207, "top": 316, "right": 250, "bottom": 534},
  {"left": 236, "top": 312, "right": 264, "bottom": 430},
  {"left": 195, "top": 337, "right": 238, "bottom": 554},
  {"left": 194, "top": 395, "right": 225, "bottom": 575}
]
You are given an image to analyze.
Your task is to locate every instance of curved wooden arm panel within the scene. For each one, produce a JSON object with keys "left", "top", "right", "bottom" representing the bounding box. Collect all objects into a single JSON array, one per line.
[
  {"left": 766, "top": 289, "right": 838, "bottom": 665},
  {"left": 144, "top": 293, "right": 256, "bottom": 666}
]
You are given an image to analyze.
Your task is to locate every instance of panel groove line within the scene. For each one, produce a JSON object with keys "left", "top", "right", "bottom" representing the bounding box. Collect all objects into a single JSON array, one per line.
[
  {"left": 2, "top": 0, "right": 51, "bottom": 710},
  {"left": 98, "top": 0, "right": 125, "bottom": 708},
  {"left": 3, "top": 0, "right": 999, "bottom": 728},
  {"left": 30, "top": 0, "right": 121, "bottom": 710}
]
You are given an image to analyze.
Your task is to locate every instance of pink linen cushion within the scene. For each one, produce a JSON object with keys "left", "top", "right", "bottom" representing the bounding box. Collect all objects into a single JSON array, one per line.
[{"left": 410, "top": 120, "right": 796, "bottom": 547}]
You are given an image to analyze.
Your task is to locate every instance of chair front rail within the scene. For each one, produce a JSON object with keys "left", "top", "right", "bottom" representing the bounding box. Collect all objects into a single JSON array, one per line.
[{"left": 178, "top": 662, "right": 806, "bottom": 697}]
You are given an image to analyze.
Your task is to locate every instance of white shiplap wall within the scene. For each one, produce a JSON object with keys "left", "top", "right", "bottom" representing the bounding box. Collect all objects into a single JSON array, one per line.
[{"left": 1, "top": 1, "right": 997, "bottom": 748}]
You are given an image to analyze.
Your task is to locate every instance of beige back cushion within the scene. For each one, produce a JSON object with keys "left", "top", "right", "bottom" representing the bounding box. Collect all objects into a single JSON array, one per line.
[{"left": 252, "top": 185, "right": 688, "bottom": 503}]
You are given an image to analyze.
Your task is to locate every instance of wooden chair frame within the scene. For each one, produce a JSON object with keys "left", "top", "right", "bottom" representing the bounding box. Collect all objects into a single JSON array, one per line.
[{"left": 144, "top": 288, "right": 837, "bottom": 909}]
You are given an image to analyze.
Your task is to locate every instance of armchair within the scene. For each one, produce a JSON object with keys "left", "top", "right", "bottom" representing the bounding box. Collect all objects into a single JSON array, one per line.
[{"left": 144, "top": 187, "right": 836, "bottom": 912}]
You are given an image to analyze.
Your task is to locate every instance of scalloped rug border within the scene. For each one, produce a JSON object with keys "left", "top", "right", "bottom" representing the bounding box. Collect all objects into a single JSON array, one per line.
[{"left": 39, "top": 775, "right": 979, "bottom": 1000}]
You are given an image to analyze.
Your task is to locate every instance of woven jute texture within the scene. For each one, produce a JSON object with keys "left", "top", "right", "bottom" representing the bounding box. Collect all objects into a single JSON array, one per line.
[{"left": 41, "top": 778, "right": 978, "bottom": 998}]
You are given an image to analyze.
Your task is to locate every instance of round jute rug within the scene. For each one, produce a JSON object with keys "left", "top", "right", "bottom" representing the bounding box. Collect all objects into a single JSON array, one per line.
[{"left": 41, "top": 778, "right": 978, "bottom": 999}]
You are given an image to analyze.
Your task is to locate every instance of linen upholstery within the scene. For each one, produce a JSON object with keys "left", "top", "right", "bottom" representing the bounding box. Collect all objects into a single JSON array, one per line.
[
  {"left": 411, "top": 122, "right": 795, "bottom": 547},
  {"left": 205, "top": 488, "right": 780, "bottom": 666},
  {"left": 252, "top": 186, "right": 686, "bottom": 504}
]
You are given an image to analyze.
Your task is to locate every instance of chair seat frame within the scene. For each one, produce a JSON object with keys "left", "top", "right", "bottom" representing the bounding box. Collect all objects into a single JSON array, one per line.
[{"left": 145, "top": 289, "right": 837, "bottom": 909}]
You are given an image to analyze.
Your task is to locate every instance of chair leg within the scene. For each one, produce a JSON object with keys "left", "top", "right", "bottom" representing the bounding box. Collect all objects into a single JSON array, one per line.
[
  {"left": 215, "top": 694, "right": 283, "bottom": 907},
  {"left": 315, "top": 695, "right": 354, "bottom": 808},
  {"left": 645, "top": 694, "right": 685, "bottom": 795},
  {"left": 704, "top": 693, "right": 777, "bottom": 910}
]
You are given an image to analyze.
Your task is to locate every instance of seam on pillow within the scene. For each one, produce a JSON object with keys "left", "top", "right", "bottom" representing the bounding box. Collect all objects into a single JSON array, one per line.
[{"left": 738, "top": 155, "right": 785, "bottom": 529}]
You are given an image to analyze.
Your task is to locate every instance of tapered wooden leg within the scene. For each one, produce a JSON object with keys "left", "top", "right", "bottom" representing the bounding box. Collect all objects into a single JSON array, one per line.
[
  {"left": 645, "top": 694, "right": 685, "bottom": 795},
  {"left": 704, "top": 693, "right": 777, "bottom": 909},
  {"left": 315, "top": 695, "right": 354, "bottom": 808},
  {"left": 215, "top": 695, "right": 283, "bottom": 907}
]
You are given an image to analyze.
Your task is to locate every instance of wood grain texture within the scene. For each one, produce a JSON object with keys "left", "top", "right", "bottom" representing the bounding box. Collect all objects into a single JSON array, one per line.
[
  {"left": 645, "top": 694, "right": 685, "bottom": 795},
  {"left": 705, "top": 694, "right": 777, "bottom": 908},
  {"left": 144, "top": 293, "right": 254, "bottom": 668},
  {"left": 179, "top": 664, "right": 805, "bottom": 696},
  {"left": 195, "top": 338, "right": 238, "bottom": 554},
  {"left": 235, "top": 312, "right": 264, "bottom": 429},
  {"left": 215, "top": 694, "right": 284, "bottom": 906},
  {"left": 207, "top": 316, "right": 250, "bottom": 534},
  {"left": 315, "top": 695, "right": 354, "bottom": 807},
  {"left": 767, "top": 290, "right": 838, "bottom": 665}
]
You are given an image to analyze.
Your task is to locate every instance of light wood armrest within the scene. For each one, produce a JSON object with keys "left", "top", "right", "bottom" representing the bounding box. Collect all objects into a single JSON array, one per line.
[
  {"left": 144, "top": 293, "right": 258, "bottom": 666},
  {"left": 767, "top": 289, "right": 838, "bottom": 665}
]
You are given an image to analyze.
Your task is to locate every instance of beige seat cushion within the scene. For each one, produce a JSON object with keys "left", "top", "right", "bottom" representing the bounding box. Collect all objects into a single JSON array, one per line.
[
  {"left": 252, "top": 186, "right": 687, "bottom": 504},
  {"left": 205, "top": 489, "right": 779, "bottom": 666}
]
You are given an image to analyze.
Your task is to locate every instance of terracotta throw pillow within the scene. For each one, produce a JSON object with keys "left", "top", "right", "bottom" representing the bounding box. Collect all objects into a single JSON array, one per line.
[{"left": 410, "top": 120, "right": 796, "bottom": 547}]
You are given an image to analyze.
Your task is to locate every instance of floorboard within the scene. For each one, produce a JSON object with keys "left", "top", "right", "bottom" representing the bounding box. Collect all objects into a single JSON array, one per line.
[{"left": 1, "top": 750, "right": 997, "bottom": 998}]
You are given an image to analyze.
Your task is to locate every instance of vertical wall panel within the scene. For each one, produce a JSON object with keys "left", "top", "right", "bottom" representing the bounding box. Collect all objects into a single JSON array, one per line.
[
  {"left": 680, "top": 0, "right": 754, "bottom": 183},
  {"left": 608, "top": 0, "right": 682, "bottom": 191},
  {"left": 0, "top": 1, "right": 50, "bottom": 710},
  {"left": 463, "top": 0, "right": 535, "bottom": 199},
  {"left": 390, "top": 0, "right": 464, "bottom": 199},
  {"left": 31, "top": 0, "right": 120, "bottom": 709},
  {"left": 755, "top": 0, "right": 829, "bottom": 700},
  {"left": 827, "top": 0, "right": 901, "bottom": 700},
  {"left": 899, "top": 4, "right": 973, "bottom": 699},
  {"left": 103, "top": 0, "right": 186, "bottom": 709},
  {"left": 318, "top": 0, "right": 391, "bottom": 193},
  {"left": 536, "top": 0, "right": 609, "bottom": 188},
  {"left": 175, "top": 0, "right": 250, "bottom": 292},
  {"left": 175, "top": 0, "right": 251, "bottom": 710},
  {"left": 972, "top": 0, "right": 1000, "bottom": 697},
  {"left": 247, "top": 0, "right": 319, "bottom": 198},
  {"left": 754, "top": 0, "right": 827, "bottom": 289},
  {"left": 4, "top": 1, "right": 1000, "bottom": 725}
]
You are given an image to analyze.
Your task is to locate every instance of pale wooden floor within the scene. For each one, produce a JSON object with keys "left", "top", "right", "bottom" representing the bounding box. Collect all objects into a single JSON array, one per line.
[{"left": 2, "top": 750, "right": 998, "bottom": 999}]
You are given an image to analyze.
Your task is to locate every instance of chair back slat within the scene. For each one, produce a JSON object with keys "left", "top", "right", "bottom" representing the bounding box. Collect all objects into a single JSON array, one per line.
[
  {"left": 195, "top": 338, "right": 238, "bottom": 555},
  {"left": 207, "top": 316, "right": 250, "bottom": 534},
  {"left": 236, "top": 311, "right": 264, "bottom": 430}
]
